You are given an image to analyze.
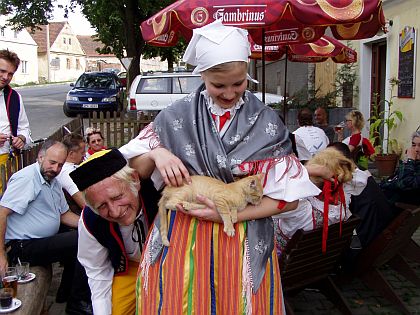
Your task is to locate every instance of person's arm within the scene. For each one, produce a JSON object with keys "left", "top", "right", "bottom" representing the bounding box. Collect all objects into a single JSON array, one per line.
[
  {"left": 176, "top": 195, "right": 298, "bottom": 223},
  {"left": 128, "top": 152, "right": 156, "bottom": 179},
  {"left": 15, "top": 94, "right": 31, "bottom": 148},
  {"left": 60, "top": 210, "right": 80, "bottom": 228},
  {"left": 148, "top": 147, "right": 191, "bottom": 186},
  {"left": 0, "top": 206, "right": 12, "bottom": 275},
  {"left": 78, "top": 219, "right": 114, "bottom": 315},
  {"left": 71, "top": 191, "right": 86, "bottom": 209}
]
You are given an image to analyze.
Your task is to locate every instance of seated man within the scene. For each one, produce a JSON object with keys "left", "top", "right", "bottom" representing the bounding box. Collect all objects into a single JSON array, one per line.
[
  {"left": 314, "top": 106, "right": 335, "bottom": 144},
  {"left": 381, "top": 131, "right": 420, "bottom": 210},
  {"left": 293, "top": 108, "right": 329, "bottom": 162},
  {"left": 0, "top": 140, "right": 92, "bottom": 314},
  {"left": 70, "top": 149, "right": 159, "bottom": 315},
  {"left": 57, "top": 133, "right": 86, "bottom": 215}
]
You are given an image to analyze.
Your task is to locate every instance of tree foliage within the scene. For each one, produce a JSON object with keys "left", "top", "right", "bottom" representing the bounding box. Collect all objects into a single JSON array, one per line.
[{"left": 1, "top": 0, "right": 187, "bottom": 87}]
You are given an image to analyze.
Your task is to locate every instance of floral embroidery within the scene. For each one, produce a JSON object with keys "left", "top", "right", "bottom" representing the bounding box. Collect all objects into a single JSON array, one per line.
[
  {"left": 228, "top": 134, "right": 241, "bottom": 145},
  {"left": 254, "top": 239, "right": 268, "bottom": 255},
  {"left": 243, "top": 135, "right": 250, "bottom": 143},
  {"left": 265, "top": 122, "right": 278, "bottom": 137},
  {"left": 184, "top": 92, "right": 195, "bottom": 103},
  {"left": 184, "top": 144, "right": 196, "bottom": 156},
  {"left": 248, "top": 114, "right": 258, "bottom": 125},
  {"left": 172, "top": 118, "right": 184, "bottom": 131},
  {"left": 230, "top": 157, "right": 242, "bottom": 165},
  {"left": 216, "top": 155, "right": 227, "bottom": 168}
]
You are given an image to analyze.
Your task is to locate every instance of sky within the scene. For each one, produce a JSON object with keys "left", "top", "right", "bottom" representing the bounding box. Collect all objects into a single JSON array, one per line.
[{"left": 51, "top": 0, "right": 95, "bottom": 35}]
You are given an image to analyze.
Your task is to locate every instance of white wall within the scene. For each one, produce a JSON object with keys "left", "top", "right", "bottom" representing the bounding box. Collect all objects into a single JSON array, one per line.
[{"left": 0, "top": 16, "right": 39, "bottom": 85}]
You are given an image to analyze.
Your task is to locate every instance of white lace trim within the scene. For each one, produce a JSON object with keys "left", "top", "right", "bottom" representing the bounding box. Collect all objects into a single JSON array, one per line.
[{"left": 200, "top": 90, "right": 244, "bottom": 116}]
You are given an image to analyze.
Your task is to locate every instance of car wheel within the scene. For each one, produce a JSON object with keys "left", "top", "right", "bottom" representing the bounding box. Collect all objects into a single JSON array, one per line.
[{"left": 63, "top": 102, "right": 74, "bottom": 117}]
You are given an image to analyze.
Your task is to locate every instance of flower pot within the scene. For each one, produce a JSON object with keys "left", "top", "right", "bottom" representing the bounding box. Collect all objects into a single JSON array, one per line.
[{"left": 374, "top": 154, "right": 399, "bottom": 177}]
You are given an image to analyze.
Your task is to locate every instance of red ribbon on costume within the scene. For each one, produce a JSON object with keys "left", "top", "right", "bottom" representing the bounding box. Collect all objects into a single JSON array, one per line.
[
  {"left": 211, "top": 111, "right": 231, "bottom": 131},
  {"left": 319, "top": 178, "right": 346, "bottom": 253}
]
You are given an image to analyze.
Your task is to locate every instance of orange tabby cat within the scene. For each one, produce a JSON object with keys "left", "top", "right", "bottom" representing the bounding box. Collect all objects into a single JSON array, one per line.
[{"left": 158, "top": 174, "right": 264, "bottom": 246}]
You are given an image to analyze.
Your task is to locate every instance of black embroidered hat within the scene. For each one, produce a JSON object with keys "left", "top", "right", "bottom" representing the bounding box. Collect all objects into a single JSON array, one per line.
[{"left": 70, "top": 149, "right": 127, "bottom": 191}]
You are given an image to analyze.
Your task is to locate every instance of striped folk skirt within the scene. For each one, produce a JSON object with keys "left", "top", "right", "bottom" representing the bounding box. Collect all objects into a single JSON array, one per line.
[{"left": 137, "top": 211, "right": 285, "bottom": 315}]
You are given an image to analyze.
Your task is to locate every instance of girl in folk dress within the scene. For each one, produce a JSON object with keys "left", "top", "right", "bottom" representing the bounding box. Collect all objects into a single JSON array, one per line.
[{"left": 120, "top": 20, "right": 320, "bottom": 315}]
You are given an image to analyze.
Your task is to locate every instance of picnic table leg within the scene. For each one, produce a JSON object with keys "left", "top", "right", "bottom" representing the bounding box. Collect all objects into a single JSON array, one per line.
[
  {"left": 388, "top": 253, "right": 420, "bottom": 288},
  {"left": 318, "top": 277, "right": 354, "bottom": 315},
  {"left": 399, "top": 238, "right": 420, "bottom": 264},
  {"left": 361, "top": 268, "right": 412, "bottom": 315}
]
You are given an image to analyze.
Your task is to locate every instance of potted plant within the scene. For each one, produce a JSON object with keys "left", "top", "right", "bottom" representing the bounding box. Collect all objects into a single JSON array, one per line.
[{"left": 369, "top": 77, "right": 403, "bottom": 177}]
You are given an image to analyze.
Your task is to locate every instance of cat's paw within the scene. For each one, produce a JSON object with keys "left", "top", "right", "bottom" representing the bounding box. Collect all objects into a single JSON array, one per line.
[
  {"left": 161, "top": 237, "right": 170, "bottom": 247},
  {"left": 224, "top": 225, "right": 236, "bottom": 237}
]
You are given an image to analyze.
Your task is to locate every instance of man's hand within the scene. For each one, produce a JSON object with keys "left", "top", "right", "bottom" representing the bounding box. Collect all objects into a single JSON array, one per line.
[
  {"left": 176, "top": 195, "right": 223, "bottom": 223},
  {"left": 0, "top": 133, "right": 8, "bottom": 147},
  {"left": 149, "top": 148, "right": 191, "bottom": 187},
  {"left": 0, "top": 251, "right": 8, "bottom": 276},
  {"left": 11, "top": 135, "right": 25, "bottom": 150},
  {"left": 406, "top": 146, "right": 419, "bottom": 160}
]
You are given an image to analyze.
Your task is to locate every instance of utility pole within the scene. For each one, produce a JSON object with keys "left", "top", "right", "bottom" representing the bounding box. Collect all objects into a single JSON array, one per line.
[{"left": 46, "top": 23, "right": 51, "bottom": 83}]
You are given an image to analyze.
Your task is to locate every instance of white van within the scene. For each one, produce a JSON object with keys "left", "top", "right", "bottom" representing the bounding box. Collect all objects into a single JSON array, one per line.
[{"left": 127, "top": 72, "right": 203, "bottom": 114}]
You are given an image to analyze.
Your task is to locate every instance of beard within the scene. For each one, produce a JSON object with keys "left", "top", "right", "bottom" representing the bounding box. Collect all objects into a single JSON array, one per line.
[{"left": 40, "top": 168, "right": 57, "bottom": 182}]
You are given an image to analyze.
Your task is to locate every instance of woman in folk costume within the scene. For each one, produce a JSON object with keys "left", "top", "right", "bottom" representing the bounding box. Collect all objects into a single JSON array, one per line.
[{"left": 120, "top": 20, "right": 320, "bottom": 315}]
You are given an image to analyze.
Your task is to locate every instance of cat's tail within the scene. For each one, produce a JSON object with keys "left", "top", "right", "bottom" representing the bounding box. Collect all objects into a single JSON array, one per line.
[{"left": 158, "top": 197, "right": 171, "bottom": 247}]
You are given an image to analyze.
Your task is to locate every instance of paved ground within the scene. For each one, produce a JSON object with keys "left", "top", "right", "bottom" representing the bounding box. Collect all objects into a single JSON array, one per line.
[{"left": 44, "top": 229, "right": 420, "bottom": 315}]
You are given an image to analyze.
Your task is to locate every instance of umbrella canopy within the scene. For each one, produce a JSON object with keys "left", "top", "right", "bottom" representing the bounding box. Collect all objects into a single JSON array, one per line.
[
  {"left": 250, "top": 35, "right": 357, "bottom": 63},
  {"left": 141, "top": 0, "right": 385, "bottom": 46}
]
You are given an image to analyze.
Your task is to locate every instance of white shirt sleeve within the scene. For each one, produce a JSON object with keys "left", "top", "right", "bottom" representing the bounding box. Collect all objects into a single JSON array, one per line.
[
  {"left": 119, "top": 123, "right": 158, "bottom": 159},
  {"left": 16, "top": 94, "right": 31, "bottom": 145},
  {"left": 264, "top": 156, "right": 321, "bottom": 201},
  {"left": 78, "top": 217, "right": 114, "bottom": 315},
  {"left": 56, "top": 164, "right": 79, "bottom": 196}
]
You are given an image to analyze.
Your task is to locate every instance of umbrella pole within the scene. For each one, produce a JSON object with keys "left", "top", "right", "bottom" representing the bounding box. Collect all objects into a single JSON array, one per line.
[
  {"left": 283, "top": 46, "right": 288, "bottom": 123},
  {"left": 262, "top": 28, "right": 266, "bottom": 103}
]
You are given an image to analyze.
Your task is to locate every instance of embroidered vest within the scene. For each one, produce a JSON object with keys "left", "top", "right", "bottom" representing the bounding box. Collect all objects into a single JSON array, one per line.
[
  {"left": 82, "top": 179, "right": 160, "bottom": 274},
  {"left": 3, "top": 85, "right": 21, "bottom": 136}
]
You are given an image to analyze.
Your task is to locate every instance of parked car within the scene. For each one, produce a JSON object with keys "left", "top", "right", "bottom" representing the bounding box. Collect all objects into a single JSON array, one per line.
[
  {"left": 117, "top": 71, "right": 127, "bottom": 88},
  {"left": 127, "top": 72, "right": 283, "bottom": 115},
  {"left": 127, "top": 72, "right": 203, "bottom": 115},
  {"left": 63, "top": 72, "right": 124, "bottom": 117}
]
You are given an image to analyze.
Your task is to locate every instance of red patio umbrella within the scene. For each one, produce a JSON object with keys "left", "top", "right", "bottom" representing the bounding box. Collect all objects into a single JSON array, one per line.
[
  {"left": 250, "top": 35, "right": 357, "bottom": 119},
  {"left": 141, "top": 0, "right": 384, "bottom": 101},
  {"left": 141, "top": 0, "right": 385, "bottom": 46}
]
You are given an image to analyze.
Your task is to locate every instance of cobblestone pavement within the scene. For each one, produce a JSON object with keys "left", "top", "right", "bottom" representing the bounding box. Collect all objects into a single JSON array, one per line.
[{"left": 45, "top": 229, "right": 420, "bottom": 315}]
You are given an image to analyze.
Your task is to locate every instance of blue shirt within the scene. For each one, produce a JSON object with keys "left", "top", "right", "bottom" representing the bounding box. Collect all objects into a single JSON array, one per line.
[{"left": 0, "top": 162, "right": 69, "bottom": 240}]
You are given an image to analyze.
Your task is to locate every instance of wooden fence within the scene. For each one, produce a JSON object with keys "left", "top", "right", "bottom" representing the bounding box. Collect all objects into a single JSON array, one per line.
[{"left": 87, "top": 111, "right": 155, "bottom": 148}]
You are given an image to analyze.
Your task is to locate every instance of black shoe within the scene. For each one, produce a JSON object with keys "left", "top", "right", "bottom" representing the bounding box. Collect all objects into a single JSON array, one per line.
[
  {"left": 350, "top": 235, "right": 362, "bottom": 250},
  {"left": 65, "top": 300, "right": 93, "bottom": 315}
]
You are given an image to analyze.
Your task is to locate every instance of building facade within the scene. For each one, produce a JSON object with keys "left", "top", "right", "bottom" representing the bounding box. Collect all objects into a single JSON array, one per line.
[
  {"left": 355, "top": 0, "right": 420, "bottom": 149},
  {"left": 0, "top": 16, "right": 38, "bottom": 85}
]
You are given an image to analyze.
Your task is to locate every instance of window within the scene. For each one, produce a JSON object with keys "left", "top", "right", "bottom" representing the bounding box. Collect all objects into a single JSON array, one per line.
[
  {"left": 20, "top": 61, "right": 28, "bottom": 74},
  {"left": 76, "top": 59, "right": 80, "bottom": 70},
  {"left": 13, "top": 31, "right": 18, "bottom": 38},
  {"left": 63, "top": 37, "right": 66, "bottom": 44},
  {"left": 69, "top": 38, "right": 72, "bottom": 45},
  {"left": 172, "top": 76, "right": 203, "bottom": 93},
  {"left": 66, "top": 58, "right": 71, "bottom": 69},
  {"left": 0, "top": 28, "right": 4, "bottom": 37},
  {"left": 137, "top": 78, "right": 170, "bottom": 94}
]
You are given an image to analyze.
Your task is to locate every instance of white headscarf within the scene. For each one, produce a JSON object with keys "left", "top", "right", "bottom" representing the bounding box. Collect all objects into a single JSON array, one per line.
[{"left": 183, "top": 20, "right": 251, "bottom": 74}]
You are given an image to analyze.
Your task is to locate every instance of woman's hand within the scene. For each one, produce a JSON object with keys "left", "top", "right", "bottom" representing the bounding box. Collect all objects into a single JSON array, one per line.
[
  {"left": 149, "top": 147, "right": 191, "bottom": 187},
  {"left": 176, "top": 195, "right": 223, "bottom": 223}
]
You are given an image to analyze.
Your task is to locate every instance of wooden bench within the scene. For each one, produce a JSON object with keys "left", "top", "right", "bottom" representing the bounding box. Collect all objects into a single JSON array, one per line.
[
  {"left": 279, "top": 215, "right": 361, "bottom": 315},
  {"left": 15, "top": 265, "right": 52, "bottom": 315},
  {"left": 351, "top": 205, "right": 420, "bottom": 315}
]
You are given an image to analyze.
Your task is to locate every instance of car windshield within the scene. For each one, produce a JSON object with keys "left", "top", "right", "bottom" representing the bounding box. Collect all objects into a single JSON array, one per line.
[{"left": 75, "top": 74, "right": 116, "bottom": 89}]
